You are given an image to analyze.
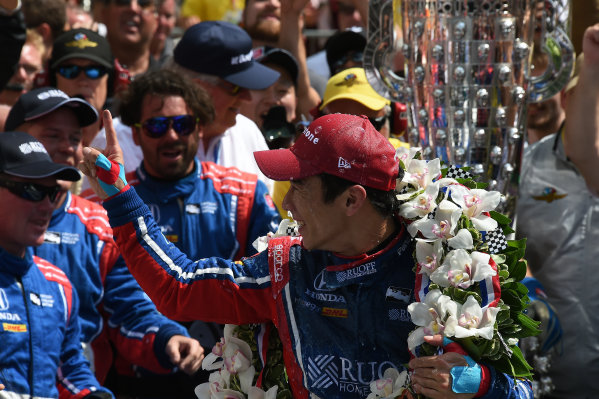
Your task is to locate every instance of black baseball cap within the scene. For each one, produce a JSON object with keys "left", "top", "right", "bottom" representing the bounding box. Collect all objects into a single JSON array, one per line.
[
  {"left": 5, "top": 87, "right": 98, "bottom": 131},
  {"left": 174, "top": 21, "right": 280, "bottom": 90},
  {"left": 0, "top": 131, "right": 80, "bottom": 181},
  {"left": 325, "top": 27, "right": 366, "bottom": 75},
  {"left": 50, "top": 28, "right": 113, "bottom": 69},
  {"left": 253, "top": 46, "right": 299, "bottom": 87}
]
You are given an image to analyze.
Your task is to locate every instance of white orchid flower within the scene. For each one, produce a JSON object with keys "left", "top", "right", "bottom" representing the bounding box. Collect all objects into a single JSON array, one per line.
[
  {"left": 195, "top": 370, "right": 243, "bottom": 399},
  {"left": 415, "top": 239, "right": 444, "bottom": 276},
  {"left": 407, "top": 289, "right": 458, "bottom": 351},
  {"left": 430, "top": 249, "right": 495, "bottom": 289},
  {"left": 403, "top": 158, "right": 442, "bottom": 190},
  {"left": 446, "top": 228, "right": 474, "bottom": 249},
  {"left": 444, "top": 296, "right": 500, "bottom": 340},
  {"left": 252, "top": 219, "right": 299, "bottom": 252},
  {"left": 448, "top": 185, "right": 500, "bottom": 231},
  {"left": 366, "top": 368, "right": 408, "bottom": 399},
  {"left": 395, "top": 146, "right": 420, "bottom": 170},
  {"left": 247, "top": 386, "right": 279, "bottom": 399},
  {"left": 399, "top": 181, "right": 440, "bottom": 219},
  {"left": 408, "top": 199, "right": 461, "bottom": 239}
]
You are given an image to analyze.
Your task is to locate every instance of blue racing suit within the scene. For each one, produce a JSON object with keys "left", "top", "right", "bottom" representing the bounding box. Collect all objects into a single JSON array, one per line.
[
  {"left": 32, "top": 192, "right": 189, "bottom": 384},
  {"left": 0, "top": 246, "right": 113, "bottom": 398},
  {"left": 104, "top": 187, "right": 533, "bottom": 399}
]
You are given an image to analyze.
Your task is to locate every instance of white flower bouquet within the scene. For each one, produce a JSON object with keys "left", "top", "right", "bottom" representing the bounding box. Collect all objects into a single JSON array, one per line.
[{"left": 368, "top": 148, "right": 539, "bottom": 398}]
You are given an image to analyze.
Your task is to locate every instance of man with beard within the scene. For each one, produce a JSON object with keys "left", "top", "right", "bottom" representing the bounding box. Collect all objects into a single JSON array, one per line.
[
  {"left": 93, "top": 0, "right": 157, "bottom": 78},
  {"left": 242, "top": 0, "right": 321, "bottom": 120},
  {"left": 85, "top": 69, "right": 280, "bottom": 398},
  {"left": 0, "top": 29, "right": 44, "bottom": 106}
]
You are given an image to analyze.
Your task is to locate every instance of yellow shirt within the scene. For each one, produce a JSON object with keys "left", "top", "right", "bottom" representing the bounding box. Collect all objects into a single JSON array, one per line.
[{"left": 181, "top": 0, "right": 245, "bottom": 24}]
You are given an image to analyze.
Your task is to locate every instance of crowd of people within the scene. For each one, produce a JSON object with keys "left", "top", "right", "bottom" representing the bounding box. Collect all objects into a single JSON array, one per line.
[{"left": 0, "top": 0, "right": 598, "bottom": 398}]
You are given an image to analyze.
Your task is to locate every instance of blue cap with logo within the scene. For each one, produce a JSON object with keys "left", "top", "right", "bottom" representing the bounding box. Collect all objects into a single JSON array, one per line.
[{"left": 174, "top": 21, "right": 280, "bottom": 90}]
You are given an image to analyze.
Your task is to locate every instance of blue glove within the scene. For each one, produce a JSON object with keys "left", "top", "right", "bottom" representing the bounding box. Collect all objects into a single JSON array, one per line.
[{"left": 522, "top": 277, "right": 562, "bottom": 353}]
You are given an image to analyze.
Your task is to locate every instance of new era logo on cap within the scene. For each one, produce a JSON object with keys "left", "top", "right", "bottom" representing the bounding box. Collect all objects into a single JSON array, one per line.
[
  {"left": 37, "top": 89, "right": 69, "bottom": 101},
  {"left": 19, "top": 141, "right": 48, "bottom": 156}
]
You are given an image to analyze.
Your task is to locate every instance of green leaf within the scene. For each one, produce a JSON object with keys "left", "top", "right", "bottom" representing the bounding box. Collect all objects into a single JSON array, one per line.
[
  {"left": 489, "top": 210, "right": 512, "bottom": 227},
  {"left": 488, "top": 346, "right": 534, "bottom": 378}
]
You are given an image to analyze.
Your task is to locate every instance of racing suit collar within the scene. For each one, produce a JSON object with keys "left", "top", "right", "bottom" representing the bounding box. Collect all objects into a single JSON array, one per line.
[
  {"left": 136, "top": 158, "right": 200, "bottom": 202},
  {"left": 0, "top": 246, "right": 34, "bottom": 277}
]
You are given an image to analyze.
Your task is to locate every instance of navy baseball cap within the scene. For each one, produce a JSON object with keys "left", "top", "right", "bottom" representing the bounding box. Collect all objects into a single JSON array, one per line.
[
  {"left": 0, "top": 131, "right": 80, "bottom": 181},
  {"left": 5, "top": 87, "right": 98, "bottom": 131},
  {"left": 50, "top": 28, "right": 113, "bottom": 70},
  {"left": 174, "top": 21, "right": 280, "bottom": 90}
]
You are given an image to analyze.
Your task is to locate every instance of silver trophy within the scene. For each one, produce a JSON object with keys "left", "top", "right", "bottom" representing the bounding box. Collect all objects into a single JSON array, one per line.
[{"left": 364, "top": 0, "right": 574, "bottom": 216}]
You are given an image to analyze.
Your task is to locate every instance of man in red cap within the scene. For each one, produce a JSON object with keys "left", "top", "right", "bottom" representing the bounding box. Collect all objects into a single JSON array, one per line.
[{"left": 79, "top": 112, "right": 533, "bottom": 399}]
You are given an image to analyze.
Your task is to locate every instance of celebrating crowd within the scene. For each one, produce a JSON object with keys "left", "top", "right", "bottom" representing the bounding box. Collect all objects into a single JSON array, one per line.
[{"left": 0, "top": 0, "right": 598, "bottom": 398}]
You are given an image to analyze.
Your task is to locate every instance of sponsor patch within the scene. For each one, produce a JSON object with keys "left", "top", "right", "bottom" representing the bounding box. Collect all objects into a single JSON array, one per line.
[
  {"left": 321, "top": 307, "right": 348, "bottom": 318},
  {"left": 385, "top": 286, "right": 412, "bottom": 304},
  {"left": 3, "top": 323, "right": 27, "bottom": 332},
  {"left": 165, "top": 234, "right": 179, "bottom": 243}
]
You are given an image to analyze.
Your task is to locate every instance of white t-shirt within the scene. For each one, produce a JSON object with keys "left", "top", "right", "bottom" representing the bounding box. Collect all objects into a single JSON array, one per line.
[{"left": 86, "top": 114, "right": 273, "bottom": 193}]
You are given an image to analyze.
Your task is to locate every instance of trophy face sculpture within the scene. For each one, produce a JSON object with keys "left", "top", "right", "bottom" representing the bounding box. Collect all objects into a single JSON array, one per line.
[{"left": 364, "top": 0, "right": 574, "bottom": 216}]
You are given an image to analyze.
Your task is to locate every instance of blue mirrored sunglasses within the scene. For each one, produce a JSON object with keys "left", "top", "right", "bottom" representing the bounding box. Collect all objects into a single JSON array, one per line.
[
  {"left": 57, "top": 64, "right": 109, "bottom": 80},
  {"left": 135, "top": 115, "right": 199, "bottom": 138}
]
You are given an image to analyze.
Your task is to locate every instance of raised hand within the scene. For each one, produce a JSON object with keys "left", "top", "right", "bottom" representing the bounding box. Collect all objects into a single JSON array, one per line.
[{"left": 78, "top": 110, "right": 127, "bottom": 199}]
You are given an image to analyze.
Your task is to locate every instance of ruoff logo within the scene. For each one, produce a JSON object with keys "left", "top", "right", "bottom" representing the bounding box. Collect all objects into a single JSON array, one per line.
[
  {"left": 38, "top": 89, "right": 69, "bottom": 101},
  {"left": 19, "top": 141, "right": 47, "bottom": 155}
]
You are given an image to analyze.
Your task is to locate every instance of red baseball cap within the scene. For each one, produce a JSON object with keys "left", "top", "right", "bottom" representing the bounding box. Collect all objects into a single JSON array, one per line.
[{"left": 254, "top": 114, "right": 399, "bottom": 191}]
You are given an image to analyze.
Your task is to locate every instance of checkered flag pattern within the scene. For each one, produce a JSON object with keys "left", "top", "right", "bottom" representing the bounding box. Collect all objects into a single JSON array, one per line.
[
  {"left": 445, "top": 165, "right": 473, "bottom": 180},
  {"left": 286, "top": 224, "right": 299, "bottom": 237},
  {"left": 485, "top": 228, "right": 508, "bottom": 254}
]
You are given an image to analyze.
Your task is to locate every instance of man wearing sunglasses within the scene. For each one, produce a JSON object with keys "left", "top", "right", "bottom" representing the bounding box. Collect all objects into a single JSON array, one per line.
[
  {"left": 82, "top": 69, "right": 280, "bottom": 397},
  {"left": 0, "top": 130, "right": 114, "bottom": 398},
  {"left": 4, "top": 87, "right": 205, "bottom": 392},
  {"left": 49, "top": 28, "right": 124, "bottom": 147}
]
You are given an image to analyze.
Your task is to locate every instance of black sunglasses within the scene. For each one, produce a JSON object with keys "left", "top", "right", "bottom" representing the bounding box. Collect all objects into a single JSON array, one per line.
[
  {"left": 368, "top": 115, "right": 388, "bottom": 131},
  {"left": 135, "top": 115, "right": 199, "bottom": 138},
  {"left": 333, "top": 51, "right": 364, "bottom": 73},
  {"left": 57, "top": 64, "right": 109, "bottom": 80},
  {"left": 0, "top": 179, "right": 62, "bottom": 202}
]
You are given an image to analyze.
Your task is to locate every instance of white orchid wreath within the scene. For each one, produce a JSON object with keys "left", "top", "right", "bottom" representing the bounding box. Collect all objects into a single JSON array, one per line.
[{"left": 195, "top": 149, "right": 538, "bottom": 399}]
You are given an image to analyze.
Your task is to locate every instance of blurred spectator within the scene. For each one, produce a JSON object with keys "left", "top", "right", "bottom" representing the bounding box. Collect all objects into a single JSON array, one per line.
[
  {"left": 0, "top": 0, "right": 26, "bottom": 92},
  {"left": 0, "top": 29, "right": 44, "bottom": 106},
  {"left": 526, "top": 49, "right": 566, "bottom": 144},
  {"left": 48, "top": 28, "right": 128, "bottom": 146},
  {"left": 21, "top": 0, "right": 66, "bottom": 62},
  {"left": 242, "top": 0, "right": 322, "bottom": 119},
  {"left": 241, "top": 46, "right": 298, "bottom": 129},
  {"left": 150, "top": 0, "right": 177, "bottom": 66},
  {"left": 306, "top": 0, "right": 366, "bottom": 81},
  {"left": 325, "top": 27, "right": 365, "bottom": 76},
  {"left": 179, "top": 0, "right": 244, "bottom": 28},
  {"left": 5, "top": 87, "right": 204, "bottom": 390},
  {"left": 0, "top": 129, "right": 114, "bottom": 398},
  {"left": 93, "top": 0, "right": 158, "bottom": 77},
  {"left": 66, "top": 2, "right": 98, "bottom": 30},
  {"left": 516, "top": 25, "right": 599, "bottom": 396}
]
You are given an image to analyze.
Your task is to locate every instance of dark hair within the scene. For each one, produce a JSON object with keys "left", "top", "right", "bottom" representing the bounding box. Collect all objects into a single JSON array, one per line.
[
  {"left": 118, "top": 69, "right": 215, "bottom": 127},
  {"left": 22, "top": 0, "right": 66, "bottom": 41},
  {"left": 317, "top": 173, "right": 401, "bottom": 216}
]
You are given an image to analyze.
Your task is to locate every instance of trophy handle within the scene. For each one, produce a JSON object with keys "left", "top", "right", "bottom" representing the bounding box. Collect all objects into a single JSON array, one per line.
[
  {"left": 528, "top": 0, "right": 575, "bottom": 103},
  {"left": 364, "top": 0, "right": 405, "bottom": 102}
]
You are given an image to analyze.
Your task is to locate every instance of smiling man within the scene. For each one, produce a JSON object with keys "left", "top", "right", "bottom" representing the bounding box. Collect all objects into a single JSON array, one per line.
[
  {"left": 80, "top": 111, "right": 534, "bottom": 399},
  {"left": 5, "top": 87, "right": 205, "bottom": 393},
  {"left": 0, "top": 130, "right": 113, "bottom": 398},
  {"left": 83, "top": 68, "right": 280, "bottom": 398}
]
